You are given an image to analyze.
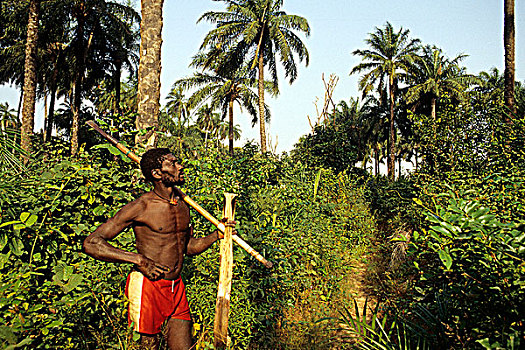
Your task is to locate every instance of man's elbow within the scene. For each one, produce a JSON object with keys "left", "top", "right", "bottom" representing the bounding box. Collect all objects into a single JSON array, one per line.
[{"left": 82, "top": 236, "right": 97, "bottom": 257}]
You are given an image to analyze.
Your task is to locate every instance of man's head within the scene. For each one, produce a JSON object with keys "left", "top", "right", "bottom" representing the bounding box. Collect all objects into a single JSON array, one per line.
[{"left": 140, "top": 148, "right": 184, "bottom": 185}]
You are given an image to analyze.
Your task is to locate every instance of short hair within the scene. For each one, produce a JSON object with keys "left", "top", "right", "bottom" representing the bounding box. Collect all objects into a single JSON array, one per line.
[{"left": 140, "top": 148, "right": 171, "bottom": 182}]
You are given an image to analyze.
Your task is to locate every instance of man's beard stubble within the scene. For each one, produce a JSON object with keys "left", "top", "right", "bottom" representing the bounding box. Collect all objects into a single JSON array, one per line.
[{"left": 161, "top": 172, "right": 183, "bottom": 187}]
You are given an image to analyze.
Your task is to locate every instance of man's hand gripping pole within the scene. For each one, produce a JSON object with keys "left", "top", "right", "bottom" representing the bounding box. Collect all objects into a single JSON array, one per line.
[{"left": 86, "top": 120, "right": 273, "bottom": 269}]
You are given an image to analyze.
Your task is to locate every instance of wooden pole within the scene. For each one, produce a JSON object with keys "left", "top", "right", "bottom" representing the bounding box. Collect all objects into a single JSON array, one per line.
[
  {"left": 86, "top": 120, "right": 273, "bottom": 269},
  {"left": 214, "top": 193, "right": 236, "bottom": 349}
]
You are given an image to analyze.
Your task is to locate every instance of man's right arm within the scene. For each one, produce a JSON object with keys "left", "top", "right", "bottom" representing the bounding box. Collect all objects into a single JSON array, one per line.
[
  {"left": 83, "top": 201, "right": 143, "bottom": 264},
  {"left": 83, "top": 200, "right": 171, "bottom": 280}
]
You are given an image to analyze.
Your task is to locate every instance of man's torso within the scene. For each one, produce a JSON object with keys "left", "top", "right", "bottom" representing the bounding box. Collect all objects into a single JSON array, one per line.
[{"left": 132, "top": 191, "right": 190, "bottom": 280}]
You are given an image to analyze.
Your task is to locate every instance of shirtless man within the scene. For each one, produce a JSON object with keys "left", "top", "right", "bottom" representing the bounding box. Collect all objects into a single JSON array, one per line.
[{"left": 83, "top": 148, "right": 228, "bottom": 350}]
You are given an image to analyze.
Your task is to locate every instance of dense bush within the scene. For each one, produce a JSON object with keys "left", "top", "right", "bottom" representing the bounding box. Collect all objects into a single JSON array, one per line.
[
  {"left": 0, "top": 142, "right": 376, "bottom": 349},
  {"left": 409, "top": 189, "right": 525, "bottom": 348}
]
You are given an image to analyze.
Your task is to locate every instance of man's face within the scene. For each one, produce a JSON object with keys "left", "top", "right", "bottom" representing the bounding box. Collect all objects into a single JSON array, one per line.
[{"left": 158, "top": 154, "right": 184, "bottom": 186}]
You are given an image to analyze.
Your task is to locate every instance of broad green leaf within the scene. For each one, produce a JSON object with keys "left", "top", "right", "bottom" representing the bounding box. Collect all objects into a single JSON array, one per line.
[
  {"left": 4, "top": 337, "right": 32, "bottom": 350},
  {"left": 0, "top": 220, "right": 20, "bottom": 228},
  {"left": 53, "top": 264, "right": 65, "bottom": 282},
  {"left": 63, "top": 274, "right": 83, "bottom": 293},
  {"left": 92, "top": 205, "right": 106, "bottom": 216},
  {"left": 431, "top": 225, "right": 453, "bottom": 238},
  {"left": 20, "top": 212, "right": 37, "bottom": 227},
  {"left": 0, "top": 252, "right": 11, "bottom": 269},
  {"left": 438, "top": 249, "right": 453, "bottom": 270},
  {"left": 476, "top": 338, "right": 492, "bottom": 349},
  {"left": 9, "top": 238, "right": 24, "bottom": 256}
]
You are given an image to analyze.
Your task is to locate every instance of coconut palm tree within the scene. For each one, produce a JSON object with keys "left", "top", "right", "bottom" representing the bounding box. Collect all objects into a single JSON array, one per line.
[
  {"left": 165, "top": 86, "right": 191, "bottom": 135},
  {"left": 504, "top": 0, "right": 515, "bottom": 115},
  {"left": 195, "top": 104, "right": 221, "bottom": 148},
  {"left": 65, "top": 0, "right": 141, "bottom": 155},
  {"left": 350, "top": 22, "right": 420, "bottom": 180},
  {"left": 406, "top": 45, "right": 478, "bottom": 122},
  {"left": 20, "top": 0, "right": 40, "bottom": 162},
  {"left": 136, "top": 0, "right": 164, "bottom": 147},
  {"left": 359, "top": 94, "right": 389, "bottom": 175},
  {"left": 474, "top": 68, "right": 504, "bottom": 104},
  {"left": 198, "top": 0, "right": 310, "bottom": 153},
  {"left": 172, "top": 69, "right": 265, "bottom": 155}
]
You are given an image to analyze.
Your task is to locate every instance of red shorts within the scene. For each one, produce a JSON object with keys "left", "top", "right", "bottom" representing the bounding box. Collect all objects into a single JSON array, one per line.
[{"left": 125, "top": 271, "right": 191, "bottom": 334}]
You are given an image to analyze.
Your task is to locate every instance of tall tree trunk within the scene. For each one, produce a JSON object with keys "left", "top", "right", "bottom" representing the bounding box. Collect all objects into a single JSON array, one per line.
[
  {"left": 71, "top": 22, "right": 93, "bottom": 156},
  {"left": 504, "top": 0, "right": 515, "bottom": 118},
  {"left": 415, "top": 148, "right": 419, "bottom": 170},
  {"left": 71, "top": 73, "right": 81, "bottom": 155},
  {"left": 228, "top": 99, "right": 234, "bottom": 155},
  {"left": 46, "top": 73, "right": 58, "bottom": 142},
  {"left": 387, "top": 80, "right": 395, "bottom": 180},
  {"left": 430, "top": 96, "right": 437, "bottom": 122},
  {"left": 20, "top": 0, "right": 40, "bottom": 163},
  {"left": 45, "top": 51, "right": 61, "bottom": 143},
  {"left": 258, "top": 50, "right": 267, "bottom": 153},
  {"left": 136, "top": 0, "right": 164, "bottom": 148},
  {"left": 374, "top": 148, "right": 379, "bottom": 176},
  {"left": 114, "top": 59, "right": 122, "bottom": 114}
]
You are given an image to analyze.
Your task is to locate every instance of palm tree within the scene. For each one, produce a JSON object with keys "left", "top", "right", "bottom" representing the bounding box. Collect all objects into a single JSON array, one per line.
[
  {"left": 330, "top": 97, "right": 369, "bottom": 167},
  {"left": 20, "top": 0, "right": 40, "bottom": 162},
  {"left": 66, "top": 0, "right": 141, "bottom": 155},
  {"left": 406, "top": 45, "right": 477, "bottom": 122},
  {"left": 350, "top": 22, "right": 420, "bottom": 180},
  {"left": 359, "top": 94, "right": 389, "bottom": 175},
  {"left": 172, "top": 69, "right": 265, "bottom": 155},
  {"left": 165, "top": 86, "right": 191, "bottom": 135},
  {"left": 195, "top": 104, "right": 220, "bottom": 148},
  {"left": 198, "top": 0, "right": 310, "bottom": 152},
  {"left": 504, "top": 0, "right": 515, "bottom": 116},
  {"left": 475, "top": 68, "right": 504, "bottom": 105},
  {"left": 136, "top": 0, "right": 164, "bottom": 147}
]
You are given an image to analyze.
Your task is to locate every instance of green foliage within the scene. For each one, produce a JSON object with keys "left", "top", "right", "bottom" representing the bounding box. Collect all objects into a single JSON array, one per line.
[
  {"left": 292, "top": 123, "right": 360, "bottom": 173},
  {"left": 409, "top": 189, "right": 525, "bottom": 348},
  {"left": 0, "top": 140, "right": 377, "bottom": 349},
  {"left": 332, "top": 299, "right": 430, "bottom": 350},
  {"left": 0, "top": 147, "right": 141, "bottom": 349}
]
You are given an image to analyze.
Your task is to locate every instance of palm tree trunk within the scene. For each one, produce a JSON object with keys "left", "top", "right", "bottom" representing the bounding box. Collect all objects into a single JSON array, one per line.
[
  {"left": 20, "top": 0, "right": 40, "bottom": 163},
  {"left": 114, "top": 59, "right": 122, "bottom": 114},
  {"left": 430, "top": 97, "right": 437, "bottom": 121},
  {"left": 45, "top": 76, "right": 57, "bottom": 143},
  {"left": 228, "top": 99, "right": 234, "bottom": 155},
  {"left": 71, "top": 74, "right": 81, "bottom": 155},
  {"left": 136, "top": 0, "right": 164, "bottom": 147},
  {"left": 504, "top": 0, "right": 515, "bottom": 118},
  {"left": 387, "top": 80, "right": 395, "bottom": 180},
  {"left": 45, "top": 52, "right": 61, "bottom": 143},
  {"left": 374, "top": 147, "right": 379, "bottom": 176},
  {"left": 71, "top": 25, "right": 93, "bottom": 156},
  {"left": 258, "top": 51, "right": 267, "bottom": 153}
]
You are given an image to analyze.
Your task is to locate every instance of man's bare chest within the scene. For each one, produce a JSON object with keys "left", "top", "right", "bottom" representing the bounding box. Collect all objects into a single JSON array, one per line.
[{"left": 136, "top": 201, "right": 190, "bottom": 234}]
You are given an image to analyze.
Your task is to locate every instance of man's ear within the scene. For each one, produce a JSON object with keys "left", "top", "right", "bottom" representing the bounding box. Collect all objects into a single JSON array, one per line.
[{"left": 151, "top": 169, "right": 162, "bottom": 180}]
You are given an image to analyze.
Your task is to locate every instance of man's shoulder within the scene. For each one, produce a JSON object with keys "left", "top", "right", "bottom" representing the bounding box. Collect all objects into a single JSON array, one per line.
[
  {"left": 121, "top": 192, "right": 152, "bottom": 212},
  {"left": 133, "top": 192, "right": 155, "bottom": 206}
]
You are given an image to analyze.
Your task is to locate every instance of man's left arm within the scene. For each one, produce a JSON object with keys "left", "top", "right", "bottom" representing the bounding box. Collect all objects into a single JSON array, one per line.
[{"left": 185, "top": 220, "right": 235, "bottom": 256}]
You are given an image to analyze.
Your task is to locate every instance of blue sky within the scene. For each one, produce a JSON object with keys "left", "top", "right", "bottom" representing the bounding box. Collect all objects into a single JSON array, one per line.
[{"left": 1, "top": 0, "right": 523, "bottom": 153}]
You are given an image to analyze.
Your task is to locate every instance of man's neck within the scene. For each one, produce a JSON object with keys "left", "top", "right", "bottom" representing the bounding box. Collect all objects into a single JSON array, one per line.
[{"left": 152, "top": 183, "right": 175, "bottom": 198}]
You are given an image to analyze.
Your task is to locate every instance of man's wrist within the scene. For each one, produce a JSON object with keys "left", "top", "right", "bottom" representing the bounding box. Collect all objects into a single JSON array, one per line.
[{"left": 134, "top": 253, "right": 145, "bottom": 267}]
